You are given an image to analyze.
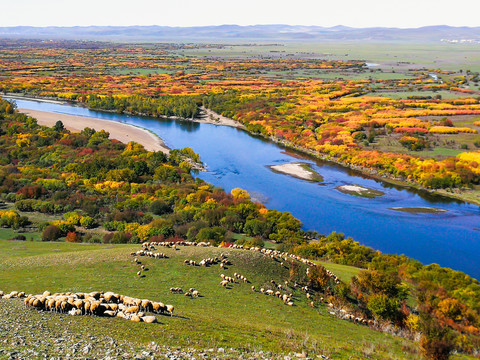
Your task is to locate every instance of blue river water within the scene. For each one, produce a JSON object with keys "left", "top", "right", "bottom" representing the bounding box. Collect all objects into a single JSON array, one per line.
[{"left": 8, "top": 97, "right": 480, "bottom": 279}]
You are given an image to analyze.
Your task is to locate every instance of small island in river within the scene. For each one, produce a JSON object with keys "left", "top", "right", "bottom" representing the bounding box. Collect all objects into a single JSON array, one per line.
[
  {"left": 269, "top": 162, "right": 323, "bottom": 182},
  {"left": 336, "top": 184, "right": 385, "bottom": 198},
  {"left": 390, "top": 207, "right": 447, "bottom": 214}
]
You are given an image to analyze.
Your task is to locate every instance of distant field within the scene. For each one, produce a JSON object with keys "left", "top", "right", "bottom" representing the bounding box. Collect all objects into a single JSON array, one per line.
[
  {"left": 368, "top": 130, "right": 480, "bottom": 160},
  {"left": 182, "top": 42, "right": 480, "bottom": 73},
  {"left": 261, "top": 69, "right": 413, "bottom": 81},
  {"left": 364, "top": 90, "right": 474, "bottom": 99}
]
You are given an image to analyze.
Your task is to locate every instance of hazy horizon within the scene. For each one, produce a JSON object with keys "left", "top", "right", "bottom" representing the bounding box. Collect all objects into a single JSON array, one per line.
[
  {"left": 4, "top": 0, "right": 480, "bottom": 28},
  {"left": 2, "top": 24, "right": 479, "bottom": 29}
]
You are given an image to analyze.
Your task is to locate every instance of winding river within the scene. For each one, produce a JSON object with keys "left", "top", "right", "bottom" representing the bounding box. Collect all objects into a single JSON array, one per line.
[{"left": 8, "top": 97, "right": 480, "bottom": 279}]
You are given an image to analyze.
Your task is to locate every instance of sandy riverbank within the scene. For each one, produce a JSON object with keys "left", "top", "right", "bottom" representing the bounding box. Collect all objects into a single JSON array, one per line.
[
  {"left": 19, "top": 109, "right": 170, "bottom": 154},
  {"left": 198, "top": 106, "right": 246, "bottom": 129}
]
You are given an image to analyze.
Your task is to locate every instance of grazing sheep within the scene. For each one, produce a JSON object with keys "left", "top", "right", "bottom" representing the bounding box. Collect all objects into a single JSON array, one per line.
[
  {"left": 84, "top": 301, "right": 91, "bottom": 315},
  {"left": 166, "top": 304, "right": 174, "bottom": 316},
  {"left": 251, "top": 286, "right": 255, "bottom": 292},
  {"left": 152, "top": 302, "right": 166, "bottom": 314},
  {"left": 68, "top": 309, "right": 82, "bottom": 316},
  {"left": 142, "top": 316, "right": 157, "bottom": 324},
  {"left": 46, "top": 299, "right": 56, "bottom": 312},
  {"left": 103, "top": 292, "right": 118, "bottom": 303},
  {"left": 89, "top": 292, "right": 101, "bottom": 300},
  {"left": 124, "top": 306, "right": 140, "bottom": 315},
  {"left": 130, "top": 315, "right": 142, "bottom": 322},
  {"left": 141, "top": 299, "right": 152, "bottom": 312},
  {"left": 116, "top": 311, "right": 126, "bottom": 319},
  {"left": 191, "top": 290, "right": 199, "bottom": 297}
]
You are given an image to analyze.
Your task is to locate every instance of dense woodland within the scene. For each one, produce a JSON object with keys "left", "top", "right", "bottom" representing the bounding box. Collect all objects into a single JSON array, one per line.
[{"left": 0, "top": 97, "right": 479, "bottom": 358}]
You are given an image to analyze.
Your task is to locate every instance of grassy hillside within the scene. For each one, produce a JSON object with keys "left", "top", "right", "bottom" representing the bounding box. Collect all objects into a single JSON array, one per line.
[{"left": 0, "top": 239, "right": 432, "bottom": 359}]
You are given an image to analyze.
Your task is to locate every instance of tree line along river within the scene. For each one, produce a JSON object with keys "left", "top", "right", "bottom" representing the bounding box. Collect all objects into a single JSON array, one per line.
[{"left": 8, "top": 97, "right": 480, "bottom": 280}]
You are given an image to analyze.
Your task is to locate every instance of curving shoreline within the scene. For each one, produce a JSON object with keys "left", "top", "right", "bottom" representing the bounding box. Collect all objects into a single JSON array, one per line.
[
  {"left": 7, "top": 94, "right": 479, "bottom": 207},
  {"left": 18, "top": 109, "right": 170, "bottom": 154}
]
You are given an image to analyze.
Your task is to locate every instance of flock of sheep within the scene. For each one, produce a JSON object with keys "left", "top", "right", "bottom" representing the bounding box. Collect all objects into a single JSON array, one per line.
[
  {"left": 170, "top": 287, "right": 200, "bottom": 297},
  {"left": 139, "top": 240, "right": 342, "bottom": 311},
  {"left": 21, "top": 291, "right": 174, "bottom": 323},
  {"left": 258, "top": 279, "right": 295, "bottom": 306},
  {"left": 0, "top": 290, "right": 26, "bottom": 299},
  {"left": 0, "top": 290, "right": 173, "bottom": 324},
  {"left": 185, "top": 255, "right": 230, "bottom": 268},
  {"left": 219, "top": 272, "right": 248, "bottom": 287},
  {"left": 1, "top": 238, "right": 370, "bottom": 331},
  {"left": 145, "top": 240, "right": 340, "bottom": 285},
  {"left": 163, "top": 242, "right": 362, "bottom": 321}
]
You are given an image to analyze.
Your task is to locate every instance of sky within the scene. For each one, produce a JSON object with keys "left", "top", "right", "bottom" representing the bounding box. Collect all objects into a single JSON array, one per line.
[{"left": 3, "top": 0, "right": 480, "bottom": 28}]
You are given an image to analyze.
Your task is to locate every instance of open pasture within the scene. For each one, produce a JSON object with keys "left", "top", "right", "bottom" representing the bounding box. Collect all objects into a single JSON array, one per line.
[{"left": 0, "top": 239, "right": 425, "bottom": 359}]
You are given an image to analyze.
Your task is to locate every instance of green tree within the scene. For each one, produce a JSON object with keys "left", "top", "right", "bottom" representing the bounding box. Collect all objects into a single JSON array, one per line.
[{"left": 54, "top": 120, "right": 65, "bottom": 132}]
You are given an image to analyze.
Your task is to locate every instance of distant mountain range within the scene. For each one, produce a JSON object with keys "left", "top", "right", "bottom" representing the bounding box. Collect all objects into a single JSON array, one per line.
[{"left": 1, "top": 25, "right": 480, "bottom": 42}]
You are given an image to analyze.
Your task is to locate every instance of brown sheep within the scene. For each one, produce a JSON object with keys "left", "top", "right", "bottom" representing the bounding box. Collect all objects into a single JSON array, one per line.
[
  {"left": 152, "top": 302, "right": 166, "bottom": 314},
  {"left": 82, "top": 301, "right": 90, "bottom": 315},
  {"left": 124, "top": 306, "right": 140, "bottom": 314},
  {"left": 130, "top": 315, "right": 142, "bottom": 322},
  {"left": 141, "top": 299, "right": 152, "bottom": 312}
]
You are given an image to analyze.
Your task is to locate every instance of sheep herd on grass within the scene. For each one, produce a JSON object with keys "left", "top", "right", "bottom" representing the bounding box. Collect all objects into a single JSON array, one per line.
[
  {"left": 184, "top": 254, "right": 229, "bottom": 268},
  {"left": 1, "top": 239, "right": 362, "bottom": 331},
  {"left": 328, "top": 303, "right": 374, "bottom": 326},
  {"left": 259, "top": 286, "right": 294, "bottom": 306},
  {"left": 132, "top": 249, "right": 168, "bottom": 259},
  {"left": 20, "top": 291, "right": 174, "bottom": 323},
  {"left": 0, "top": 290, "right": 26, "bottom": 299},
  {"left": 139, "top": 240, "right": 342, "bottom": 311}
]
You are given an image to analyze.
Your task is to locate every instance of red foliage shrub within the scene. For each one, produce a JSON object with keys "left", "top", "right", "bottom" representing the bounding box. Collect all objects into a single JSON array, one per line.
[{"left": 65, "top": 232, "right": 81, "bottom": 243}]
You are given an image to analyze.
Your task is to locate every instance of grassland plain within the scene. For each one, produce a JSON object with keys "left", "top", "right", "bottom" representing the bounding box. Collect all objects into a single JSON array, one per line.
[
  {"left": 0, "top": 239, "right": 461, "bottom": 360},
  {"left": 183, "top": 42, "right": 480, "bottom": 72}
]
